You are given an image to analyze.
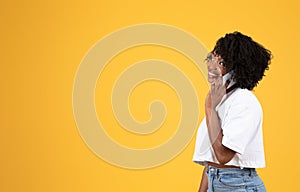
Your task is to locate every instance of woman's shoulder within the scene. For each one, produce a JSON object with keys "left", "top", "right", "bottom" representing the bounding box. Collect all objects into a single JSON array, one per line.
[{"left": 230, "top": 88, "right": 261, "bottom": 108}]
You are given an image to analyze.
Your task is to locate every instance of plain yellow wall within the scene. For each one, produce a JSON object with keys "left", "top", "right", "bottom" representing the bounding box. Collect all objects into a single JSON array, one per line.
[{"left": 1, "top": 0, "right": 299, "bottom": 191}]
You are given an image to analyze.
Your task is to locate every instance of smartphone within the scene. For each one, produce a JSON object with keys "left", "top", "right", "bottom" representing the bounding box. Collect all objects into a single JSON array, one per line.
[{"left": 222, "top": 71, "right": 232, "bottom": 86}]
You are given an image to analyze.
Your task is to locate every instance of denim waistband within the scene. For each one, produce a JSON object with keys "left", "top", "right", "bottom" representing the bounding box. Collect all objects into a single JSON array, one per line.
[{"left": 207, "top": 165, "right": 257, "bottom": 176}]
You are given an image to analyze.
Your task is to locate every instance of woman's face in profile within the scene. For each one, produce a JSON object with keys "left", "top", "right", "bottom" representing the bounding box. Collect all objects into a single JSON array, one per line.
[{"left": 205, "top": 52, "right": 227, "bottom": 83}]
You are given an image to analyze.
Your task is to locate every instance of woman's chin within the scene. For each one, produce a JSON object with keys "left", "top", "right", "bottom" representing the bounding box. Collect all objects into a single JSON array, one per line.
[{"left": 208, "top": 78, "right": 214, "bottom": 84}]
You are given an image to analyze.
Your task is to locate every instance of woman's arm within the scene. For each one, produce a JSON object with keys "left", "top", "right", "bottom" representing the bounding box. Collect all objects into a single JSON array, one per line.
[
  {"left": 198, "top": 167, "right": 208, "bottom": 192},
  {"left": 205, "top": 78, "right": 236, "bottom": 165},
  {"left": 207, "top": 107, "right": 235, "bottom": 164}
]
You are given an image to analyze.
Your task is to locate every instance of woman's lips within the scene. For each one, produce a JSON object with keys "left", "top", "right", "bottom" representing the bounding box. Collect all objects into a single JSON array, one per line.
[{"left": 208, "top": 72, "right": 219, "bottom": 78}]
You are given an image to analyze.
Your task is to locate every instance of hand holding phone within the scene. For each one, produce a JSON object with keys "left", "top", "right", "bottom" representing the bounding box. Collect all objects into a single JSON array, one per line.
[{"left": 209, "top": 71, "right": 232, "bottom": 109}]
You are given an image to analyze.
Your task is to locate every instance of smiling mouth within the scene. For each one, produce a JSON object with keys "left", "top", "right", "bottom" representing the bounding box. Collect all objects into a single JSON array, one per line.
[{"left": 208, "top": 72, "right": 219, "bottom": 78}]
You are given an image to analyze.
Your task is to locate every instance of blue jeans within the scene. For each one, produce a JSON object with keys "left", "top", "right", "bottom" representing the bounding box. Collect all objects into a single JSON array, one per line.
[{"left": 206, "top": 165, "right": 266, "bottom": 192}]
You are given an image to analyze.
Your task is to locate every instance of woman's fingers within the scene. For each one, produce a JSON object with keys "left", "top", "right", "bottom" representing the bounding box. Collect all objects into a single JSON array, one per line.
[{"left": 211, "top": 76, "right": 222, "bottom": 90}]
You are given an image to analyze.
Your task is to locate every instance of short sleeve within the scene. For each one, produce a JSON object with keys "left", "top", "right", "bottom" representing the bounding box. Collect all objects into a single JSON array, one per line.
[{"left": 221, "top": 96, "right": 262, "bottom": 155}]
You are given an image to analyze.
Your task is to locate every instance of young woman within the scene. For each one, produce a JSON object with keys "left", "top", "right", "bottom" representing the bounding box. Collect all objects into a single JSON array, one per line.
[{"left": 193, "top": 32, "right": 271, "bottom": 192}]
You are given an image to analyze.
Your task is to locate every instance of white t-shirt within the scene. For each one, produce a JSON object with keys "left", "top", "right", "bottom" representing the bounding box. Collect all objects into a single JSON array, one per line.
[{"left": 192, "top": 88, "right": 266, "bottom": 168}]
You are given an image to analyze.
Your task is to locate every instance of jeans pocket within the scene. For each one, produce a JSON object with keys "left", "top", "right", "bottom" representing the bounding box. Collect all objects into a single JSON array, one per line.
[
  {"left": 216, "top": 174, "right": 246, "bottom": 189},
  {"left": 246, "top": 182, "right": 266, "bottom": 192}
]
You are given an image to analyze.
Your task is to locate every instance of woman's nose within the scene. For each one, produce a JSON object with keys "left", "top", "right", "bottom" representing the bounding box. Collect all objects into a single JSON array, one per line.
[{"left": 207, "top": 60, "right": 217, "bottom": 70}]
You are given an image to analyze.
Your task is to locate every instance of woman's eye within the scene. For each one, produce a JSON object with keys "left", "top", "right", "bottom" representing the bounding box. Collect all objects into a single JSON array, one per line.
[{"left": 219, "top": 61, "right": 225, "bottom": 67}]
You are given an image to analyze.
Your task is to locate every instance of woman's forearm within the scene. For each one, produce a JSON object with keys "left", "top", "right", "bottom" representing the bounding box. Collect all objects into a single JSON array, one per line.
[
  {"left": 198, "top": 167, "right": 208, "bottom": 192},
  {"left": 207, "top": 109, "right": 235, "bottom": 164}
]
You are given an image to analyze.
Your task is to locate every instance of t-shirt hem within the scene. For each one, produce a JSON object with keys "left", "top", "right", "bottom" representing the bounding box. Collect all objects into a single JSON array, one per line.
[{"left": 192, "top": 159, "right": 265, "bottom": 168}]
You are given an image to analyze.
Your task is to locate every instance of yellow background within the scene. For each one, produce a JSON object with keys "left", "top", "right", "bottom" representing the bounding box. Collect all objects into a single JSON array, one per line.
[{"left": 1, "top": 0, "right": 299, "bottom": 191}]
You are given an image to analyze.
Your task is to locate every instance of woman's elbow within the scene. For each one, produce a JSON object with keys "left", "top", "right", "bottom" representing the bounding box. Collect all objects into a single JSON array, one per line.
[{"left": 215, "top": 147, "right": 236, "bottom": 165}]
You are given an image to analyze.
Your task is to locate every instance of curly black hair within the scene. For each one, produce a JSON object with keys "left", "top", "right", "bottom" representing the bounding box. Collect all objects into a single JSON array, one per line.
[{"left": 212, "top": 31, "right": 272, "bottom": 90}]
